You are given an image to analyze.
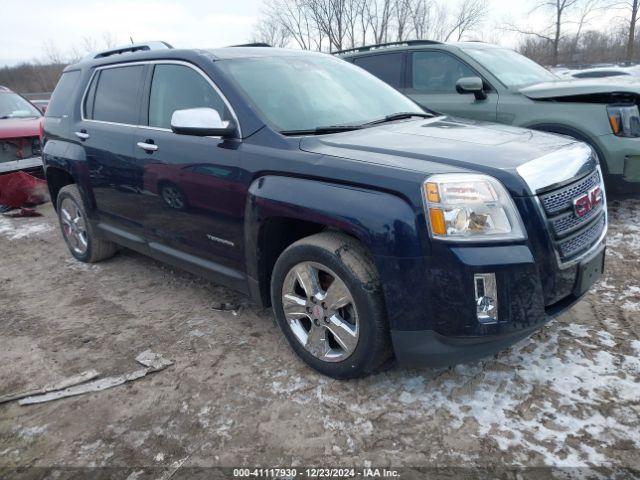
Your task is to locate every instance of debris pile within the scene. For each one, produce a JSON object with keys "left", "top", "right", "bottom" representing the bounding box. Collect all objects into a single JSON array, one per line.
[
  {"left": 0, "top": 171, "right": 48, "bottom": 213},
  {"left": 0, "top": 351, "right": 173, "bottom": 406}
]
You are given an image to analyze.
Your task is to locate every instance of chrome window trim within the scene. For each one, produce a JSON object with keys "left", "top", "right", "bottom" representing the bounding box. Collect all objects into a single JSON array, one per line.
[{"left": 79, "top": 60, "right": 242, "bottom": 138}]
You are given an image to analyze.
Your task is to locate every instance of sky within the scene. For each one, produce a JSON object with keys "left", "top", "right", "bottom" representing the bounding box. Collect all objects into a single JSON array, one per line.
[{"left": 0, "top": 0, "right": 623, "bottom": 67}]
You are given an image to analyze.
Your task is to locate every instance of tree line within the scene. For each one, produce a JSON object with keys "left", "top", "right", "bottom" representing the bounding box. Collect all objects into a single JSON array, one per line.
[
  {"left": 0, "top": 34, "right": 117, "bottom": 94},
  {"left": 252, "top": 0, "right": 488, "bottom": 51},
  {"left": 2, "top": 1, "right": 640, "bottom": 94},
  {"left": 252, "top": 0, "right": 640, "bottom": 65}
]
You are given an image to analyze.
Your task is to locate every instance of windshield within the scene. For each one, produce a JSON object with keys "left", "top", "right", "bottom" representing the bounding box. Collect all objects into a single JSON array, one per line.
[
  {"left": 0, "top": 92, "right": 41, "bottom": 119},
  {"left": 462, "top": 47, "right": 557, "bottom": 88},
  {"left": 219, "top": 54, "right": 424, "bottom": 133}
]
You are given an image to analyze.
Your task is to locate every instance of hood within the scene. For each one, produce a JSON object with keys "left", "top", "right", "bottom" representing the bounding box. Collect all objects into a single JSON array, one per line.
[
  {"left": 519, "top": 76, "right": 640, "bottom": 99},
  {"left": 299, "top": 117, "right": 580, "bottom": 195},
  {"left": 0, "top": 117, "right": 42, "bottom": 138}
]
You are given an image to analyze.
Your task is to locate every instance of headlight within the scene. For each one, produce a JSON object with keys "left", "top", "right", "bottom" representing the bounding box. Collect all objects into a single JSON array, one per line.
[
  {"left": 607, "top": 104, "right": 640, "bottom": 137},
  {"left": 422, "top": 173, "right": 525, "bottom": 241}
]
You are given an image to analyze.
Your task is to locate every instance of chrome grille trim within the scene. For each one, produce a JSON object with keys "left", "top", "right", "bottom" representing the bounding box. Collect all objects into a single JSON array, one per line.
[{"left": 516, "top": 142, "right": 597, "bottom": 194}]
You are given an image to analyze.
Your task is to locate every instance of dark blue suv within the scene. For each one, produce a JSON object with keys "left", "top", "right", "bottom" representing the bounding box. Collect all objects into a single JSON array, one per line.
[{"left": 42, "top": 42, "right": 607, "bottom": 379}]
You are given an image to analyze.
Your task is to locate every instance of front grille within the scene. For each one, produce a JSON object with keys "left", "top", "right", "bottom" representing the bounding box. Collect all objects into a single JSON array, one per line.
[
  {"left": 0, "top": 137, "right": 41, "bottom": 164},
  {"left": 539, "top": 170, "right": 601, "bottom": 215},
  {"left": 537, "top": 168, "right": 606, "bottom": 263},
  {"left": 557, "top": 214, "right": 606, "bottom": 260}
]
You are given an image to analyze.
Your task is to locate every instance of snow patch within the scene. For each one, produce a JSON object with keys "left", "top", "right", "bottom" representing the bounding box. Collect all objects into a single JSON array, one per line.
[{"left": 0, "top": 217, "right": 51, "bottom": 240}]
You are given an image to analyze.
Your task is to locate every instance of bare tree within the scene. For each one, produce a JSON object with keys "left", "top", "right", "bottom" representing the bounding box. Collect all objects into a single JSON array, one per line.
[
  {"left": 306, "top": 0, "right": 350, "bottom": 51},
  {"left": 366, "top": 0, "right": 393, "bottom": 44},
  {"left": 568, "top": 0, "right": 604, "bottom": 61},
  {"left": 443, "top": 0, "right": 487, "bottom": 41},
  {"left": 394, "top": 0, "right": 414, "bottom": 41},
  {"left": 263, "top": 0, "right": 317, "bottom": 49},
  {"left": 252, "top": 15, "right": 291, "bottom": 47},
  {"left": 504, "top": 0, "right": 582, "bottom": 65},
  {"left": 621, "top": 0, "right": 640, "bottom": 63}
]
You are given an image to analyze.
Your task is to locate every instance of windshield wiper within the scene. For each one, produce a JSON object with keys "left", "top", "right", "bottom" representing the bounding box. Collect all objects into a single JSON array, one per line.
[
  {"left": 363, "top": 112, "right": 434, "bottom": 126},
  {"left": 281, "top": 125, "right": 363, "bottom": 136},
  {"left": 279, "top": 112, "right": 434, "bottom": 136}
]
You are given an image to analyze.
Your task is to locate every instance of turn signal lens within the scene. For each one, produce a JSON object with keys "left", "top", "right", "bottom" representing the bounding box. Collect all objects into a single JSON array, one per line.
[
  {"left": 425, "top": 182, "right": 440, "bottom": 202},
  {"left": 609, "top": 114, "right": 620, "bottom": 135},
  {"left": 429, "top": 208, "right": 446, "bottom": 235}
]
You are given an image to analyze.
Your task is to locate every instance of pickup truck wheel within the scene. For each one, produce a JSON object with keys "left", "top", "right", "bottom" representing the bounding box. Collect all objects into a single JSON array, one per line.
[
  {"left": 271, "top": 232, "right": 391, "bottom": 379},
  {"left": 56, "top": 185, "right": 117, "bottom": 263}
]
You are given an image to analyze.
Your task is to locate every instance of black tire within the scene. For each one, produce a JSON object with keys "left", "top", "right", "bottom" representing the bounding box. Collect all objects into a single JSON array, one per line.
[
  {"left": 56, "top": 184, "right": 118, "bottom": 263},
  {"left": 271, "top": 232, "right": 392, "bottom": 379}
]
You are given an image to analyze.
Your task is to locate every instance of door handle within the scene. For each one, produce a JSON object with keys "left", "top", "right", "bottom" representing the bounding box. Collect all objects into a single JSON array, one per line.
[
  {"left": 75, "top": 131, "right": 89, "bottom": 140},
  {"left": 137, "top": 141, "right": 158, "bottom": 152}
]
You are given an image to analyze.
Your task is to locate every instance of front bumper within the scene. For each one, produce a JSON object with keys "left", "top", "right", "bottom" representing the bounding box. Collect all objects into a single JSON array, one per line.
[
  {"left": 597, "top": 134, "right": 640, "bottom": 183},
  {"left": 0, "top": 156, "right": 44, "bottom": 175},
  {"left": 387, "top": 242, "right": 605, "bottom": 367}
]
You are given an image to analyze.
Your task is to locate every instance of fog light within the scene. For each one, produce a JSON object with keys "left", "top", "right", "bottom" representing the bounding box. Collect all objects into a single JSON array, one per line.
[{"left": 474, "top": 273, "right": 498, "bottom": 324}]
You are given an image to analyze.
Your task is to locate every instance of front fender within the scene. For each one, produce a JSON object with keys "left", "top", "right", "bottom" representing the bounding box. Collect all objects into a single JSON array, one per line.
[
  {"left": 245, "top": 175, "right": 423, "bottom": 260},
  {"left": 244, "top": 175, "right": 428, "bottom": 330}
]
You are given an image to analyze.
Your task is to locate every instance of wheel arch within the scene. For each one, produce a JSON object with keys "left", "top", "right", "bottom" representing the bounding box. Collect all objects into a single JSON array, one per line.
[
  {"left": 45, "top": 166, "right": 76, "bottom": 211},
  {"left": 244, "top": 175, "right": 423, "bottom": 308}
]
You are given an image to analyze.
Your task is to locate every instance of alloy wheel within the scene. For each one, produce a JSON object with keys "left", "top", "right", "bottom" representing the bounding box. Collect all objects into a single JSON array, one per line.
[
  {"left": 281, "top": 261, "right": 359, "bottom": 362},
  {"left": 60, "top": 197, "right": 88, "bottom": 255}
]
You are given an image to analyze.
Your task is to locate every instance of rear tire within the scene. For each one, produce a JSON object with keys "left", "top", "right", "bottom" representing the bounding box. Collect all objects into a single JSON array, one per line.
[
  {"left": 56, "top": 184, "right": 118, "bottom": 263},
  {"left": 271, "top": 232, "right": 392, "bottom": 379}
]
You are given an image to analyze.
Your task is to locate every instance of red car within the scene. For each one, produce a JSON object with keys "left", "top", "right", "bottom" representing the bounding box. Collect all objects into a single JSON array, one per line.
[{"left": 0, "top": 85, "right": 44, "bottom": 176}]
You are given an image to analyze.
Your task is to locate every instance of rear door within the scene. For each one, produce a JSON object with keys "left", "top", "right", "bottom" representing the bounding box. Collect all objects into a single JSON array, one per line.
[
  {"left": 133, "top": 62, "right": 245, "bottom": 271},
  {"left": 406, "top": 50, "right": 498, "bottom": 121},
  {"left": 78, "top": 64, "right": 147, "bottom": 228}
]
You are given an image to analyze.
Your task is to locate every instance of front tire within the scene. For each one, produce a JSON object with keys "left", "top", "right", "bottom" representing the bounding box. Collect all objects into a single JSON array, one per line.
[
  {"left": 56, "top": 184, "right": 117, "bottom": 263},
  {"left": 271, "top": 232, "right": 391, "bottom": 379}
]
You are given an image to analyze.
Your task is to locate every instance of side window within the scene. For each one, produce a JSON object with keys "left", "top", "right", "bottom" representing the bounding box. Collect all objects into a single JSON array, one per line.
[
  {"left": 411, "top": 51, "right": 477, "bottom": 94},
  {"left": 353, "top": 53, "right": 404, "bottom": 88},
  {"left": 83, "top": 72, "right": 99, "bottom": 119},
  {"left": 47, "top": 70, "right": 81, "bottom": 118},
  {"left": 91, "top": 65, "right": 145, "bottom": 124},
  {"left": 148, "top": 64, "right": 229, "bottom": 129}
]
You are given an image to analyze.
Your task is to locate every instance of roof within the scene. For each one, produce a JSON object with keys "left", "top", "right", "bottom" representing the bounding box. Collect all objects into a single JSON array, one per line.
[
  {"left": 68, "top": 41, "right": 331, "bottom": 70},
  {"left": 339, "top": 40, "right": 506, "bottom": 58},
  {"left": 205, "top": 47, "right": 329, "bottom": 60},
  {"left": 0, "top": 86, "right": 12, "bottom": 93}
]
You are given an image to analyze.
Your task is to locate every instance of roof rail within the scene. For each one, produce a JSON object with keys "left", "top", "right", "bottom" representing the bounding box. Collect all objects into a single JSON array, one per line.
[
  {"left": 92, "top": 41, "right": 173, "bottom": 59},
  {"left": 334, "top": 40, "right": 441, "bottom": 55},
  {"left": 229, "top": 43, "right": 272, "bottom": 48}
]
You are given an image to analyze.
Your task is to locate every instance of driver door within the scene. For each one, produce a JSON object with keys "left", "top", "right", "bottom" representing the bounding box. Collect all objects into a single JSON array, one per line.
[
  {"left": 405, "top": 50, "right": 498, "bottom": 122},
  {"left": 133, "top": 63, "right": 245, "bottom": 271}
]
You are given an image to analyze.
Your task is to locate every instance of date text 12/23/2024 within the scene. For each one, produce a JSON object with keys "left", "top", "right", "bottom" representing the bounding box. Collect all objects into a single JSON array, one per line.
[{"left": 233, "top": 468, "right": 401, "bottom": 478}]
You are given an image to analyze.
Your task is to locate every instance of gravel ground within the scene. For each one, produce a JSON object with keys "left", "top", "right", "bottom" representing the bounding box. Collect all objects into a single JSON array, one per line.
[{"left": 0, "top": 199, "right": 638, "bottom": 479}]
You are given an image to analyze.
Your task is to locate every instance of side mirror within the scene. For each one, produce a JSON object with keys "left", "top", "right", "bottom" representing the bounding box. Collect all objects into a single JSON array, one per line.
[
  {"left": 171, "top": 107, "right": 236, "bottom": 137},
  {"left": 455, "top": 77, "right": 487, "bottom": 100}
]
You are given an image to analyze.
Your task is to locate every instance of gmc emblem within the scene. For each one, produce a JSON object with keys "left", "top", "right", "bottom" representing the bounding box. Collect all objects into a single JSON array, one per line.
[{"left": 573, "top": 186, "right": 603, "bottom": 218}]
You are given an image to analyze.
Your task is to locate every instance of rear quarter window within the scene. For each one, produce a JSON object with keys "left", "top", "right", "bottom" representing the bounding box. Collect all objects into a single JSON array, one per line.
[
  {"left": 89, "top": 65, "right": 145, "bottom": 124},
  {"left": 353, "top": 53, "right": 404, "bottom": 88},
  {"left": 46, "top": 70, "right": 81, "bottom": 118}
]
